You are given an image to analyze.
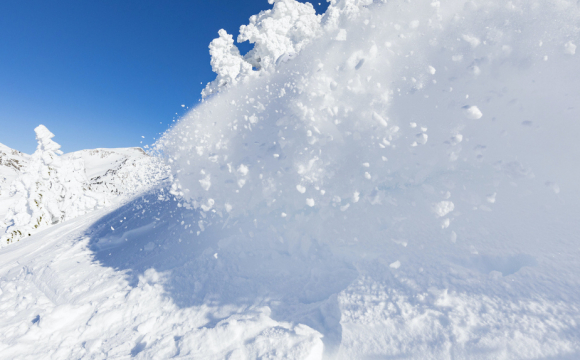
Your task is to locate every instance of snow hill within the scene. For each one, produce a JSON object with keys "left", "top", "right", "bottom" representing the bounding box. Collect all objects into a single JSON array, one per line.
[{"left": 2, "top": 0, "right": 580, "bottom": 359}]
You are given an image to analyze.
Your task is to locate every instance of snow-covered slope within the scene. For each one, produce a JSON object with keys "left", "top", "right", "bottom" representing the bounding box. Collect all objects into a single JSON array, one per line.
[
  {"left": 1, "top": 135, "right": 169, "bottom": 245},
  {"left": 0, "top": 143, "right": 29, "bottom": 180},
  {"left": 64, "top": 147, "right": 169, "bottom": 197},
  {"left": 2, "top": 0, "right": 580, "bottom": 359}
]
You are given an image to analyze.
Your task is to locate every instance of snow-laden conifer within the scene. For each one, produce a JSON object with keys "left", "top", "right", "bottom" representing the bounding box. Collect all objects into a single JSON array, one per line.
[
  {"left": 1, "top": 125, "right": 104, "bottom": 244},
  {"left": 202, "top": 0, "right": 322, "bottom": 98}
]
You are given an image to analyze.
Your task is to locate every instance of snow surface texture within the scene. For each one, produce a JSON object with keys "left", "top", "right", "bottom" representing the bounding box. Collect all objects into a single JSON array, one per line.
[{"left": 2, "top": 0, "right": 580, "bottom": 359}]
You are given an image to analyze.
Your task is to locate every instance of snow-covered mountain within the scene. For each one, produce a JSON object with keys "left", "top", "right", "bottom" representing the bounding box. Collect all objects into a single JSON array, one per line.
[
  {"left": 0, "top": 137, "right": 168, "bottom": 244},
  {"left": 0, "top": 144, "right": 30, "bottom": 224},
  {"left": 0, "top": 143, "right": 163, "bottom": 198},
  {"left": 64, "top": 147, "right": 168, "bottom": 197},
  {"left": 2, "top": 0, "right": 580, "bottom": 359},
  {"left": 0, "top": 143, "right": 29, "bottom": 195}
]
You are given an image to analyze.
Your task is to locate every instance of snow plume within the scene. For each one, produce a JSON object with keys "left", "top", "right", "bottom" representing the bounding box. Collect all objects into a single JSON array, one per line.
[
  {"left": 159, "top": 1, "right": 580, "bottom": 354},
  {"left": 1, "top": 125, "right": 105, "bottom": 245},
  {"left": 165, "top": 0, "right": 580, "bottom": 237},
  {"left": 202, "top": 0, "right": 322, "bottom": 97}
]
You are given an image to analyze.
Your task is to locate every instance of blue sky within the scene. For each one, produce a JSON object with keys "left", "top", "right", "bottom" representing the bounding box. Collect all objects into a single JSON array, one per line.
[{"left": 0, "top": 0, "right": 329, "bottom": 154}]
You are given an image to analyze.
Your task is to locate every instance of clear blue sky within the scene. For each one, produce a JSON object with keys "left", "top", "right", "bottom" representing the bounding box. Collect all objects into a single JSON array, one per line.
[{"left": 0, "top": 0, "right": 328, "bottom": 154}]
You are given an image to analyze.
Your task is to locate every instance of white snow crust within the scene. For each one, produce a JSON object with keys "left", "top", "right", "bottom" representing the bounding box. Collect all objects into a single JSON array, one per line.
[{"left": 2, "top": 0, "right": 580, "bottom": 359}]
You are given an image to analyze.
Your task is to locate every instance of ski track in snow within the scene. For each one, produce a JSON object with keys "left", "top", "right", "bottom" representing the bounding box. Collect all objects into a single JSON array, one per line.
[{"left": 2, "top": 0, "right": 580, "bottom": 358}]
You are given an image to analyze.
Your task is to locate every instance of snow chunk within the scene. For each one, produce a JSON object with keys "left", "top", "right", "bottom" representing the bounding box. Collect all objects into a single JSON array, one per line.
[
  {"left": 433, "top": 201, "right": 454, "bottom": 217},
  {"left": 564, "top": 41, "right": 576, "bottom": 55},
  {"left": 238, "top": 164, "right": 249, "bottom": 176},
  {"left": 373, "top": 112, "right": 388, "bottom": 127},
  {"left": 336, "top": 29, "right": 347, "bottom": 41},
  {"left": 199, "top": 175, "right": 211, "bottom": 191},
  {"left": 238, "top": 0, "right": 322, "bottom": 71},
  {"left": 464, "top": 105, "right": 483, "bottom": 119},
  {"left": 202, "top": 29, "right": 252, "bottom": 98},
  {"left": 462, "top": 34, "right": 481, "bottom": 48}
]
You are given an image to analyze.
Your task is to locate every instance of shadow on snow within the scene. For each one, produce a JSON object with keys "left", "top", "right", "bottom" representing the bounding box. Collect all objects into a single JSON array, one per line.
[{"left": 83, "top": 186, "right": 357, "bottom": 356}]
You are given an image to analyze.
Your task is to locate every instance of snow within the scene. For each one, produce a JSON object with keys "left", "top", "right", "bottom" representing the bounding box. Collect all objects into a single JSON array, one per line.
[
  {"left": 0, "top": 143, "right": 30, "bottom": 224},
  {"left": 1, "top": 133, "right": 168, "bottom": 246},
  {"left": 2, "top": 0, "right": 580, "bottom": 358}
]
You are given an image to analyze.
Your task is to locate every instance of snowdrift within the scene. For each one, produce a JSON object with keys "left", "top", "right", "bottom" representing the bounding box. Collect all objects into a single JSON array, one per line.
[{"left": 2, "top": 0, "right": 580, "bottom": 359}]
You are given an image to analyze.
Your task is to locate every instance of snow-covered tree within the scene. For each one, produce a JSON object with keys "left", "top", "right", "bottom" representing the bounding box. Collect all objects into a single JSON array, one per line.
[
  {"left": 238, "top": 0, "right": 321, "bottom": 70},
  {"left": 1, "top": 125, "right": 104, "bottom": 245},
  {"left": 202, "top": 0, "right": 322, "bottom": 98}
]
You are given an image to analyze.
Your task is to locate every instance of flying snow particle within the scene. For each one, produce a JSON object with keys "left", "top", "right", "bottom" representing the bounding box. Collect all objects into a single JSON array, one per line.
[
  {"left": 564, "top": 41, "right": 576, "bottom": 55},
  {"left": 462, "top": 34, "right": 481, "bottom": 47},
  {"left": 201, "top": 199, "right": 215, "bottom": 212},
  {"left": 451, "top": 231, "right": 457, "bottom": 243},
  {"left": 238, "top": 164, "right": 249, "bottom": 176},
  {"left": 464, "top": 106, "right": 483, "bottom": 119},
  {"left": 373, "top": 112, "right": 388, "bottom": 127},
  {"left": 199, "top": 175, "right": 211, "bottom": 191},
  {"left": 306, "top": 198, "right": 315, "bottom": 207},
  {"left": 434, "top": 201, "right": 455, "bottom": 217},
  {"left": 296, "top": 184, "right": 306, "bottom": 193},
  {"left": 390, "top": 260, "right": 401, "bottom": 269}
]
